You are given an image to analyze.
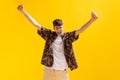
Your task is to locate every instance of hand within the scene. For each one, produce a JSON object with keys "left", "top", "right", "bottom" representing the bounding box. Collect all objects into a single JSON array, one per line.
[
  {"left": 91, "top": 12, "right": 98, "bottom": 21},
  {"left": 17, "top": 4, "right": 24, "bottom": 11}
]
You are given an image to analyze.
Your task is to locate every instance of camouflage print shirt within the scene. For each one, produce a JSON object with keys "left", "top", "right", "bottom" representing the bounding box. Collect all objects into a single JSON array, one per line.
[{"left": 37, "top": 26, "right": 79, "bottom": 71}]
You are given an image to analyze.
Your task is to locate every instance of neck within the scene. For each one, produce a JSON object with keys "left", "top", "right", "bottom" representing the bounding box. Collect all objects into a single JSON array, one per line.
[{"left": 57, "top": 33, "right": 61, "bottom": 36}]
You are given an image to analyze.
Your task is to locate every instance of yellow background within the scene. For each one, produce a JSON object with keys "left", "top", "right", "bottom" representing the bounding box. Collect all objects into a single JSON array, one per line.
[{"left": 0, "top": 0, "right": 120, "bottom": 80}]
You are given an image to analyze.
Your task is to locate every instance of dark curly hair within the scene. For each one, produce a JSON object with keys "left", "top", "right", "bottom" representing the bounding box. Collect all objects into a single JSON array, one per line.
[{"left": 53, "top": 19, "right": 63, "bottom": 26}]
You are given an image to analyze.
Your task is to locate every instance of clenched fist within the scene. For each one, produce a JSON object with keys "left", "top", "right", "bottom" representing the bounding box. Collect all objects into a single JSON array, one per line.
[
  {"left": 91, "top": 12, "right": 98, "bottom": 21},
  {"left": 17, "top": 5, "right": 24, "bottom": 11}
]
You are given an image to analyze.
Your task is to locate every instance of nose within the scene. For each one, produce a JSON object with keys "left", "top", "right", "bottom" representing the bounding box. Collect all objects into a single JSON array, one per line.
[{"left": 58, "top": 28, "right": 61, "bottom": 31}]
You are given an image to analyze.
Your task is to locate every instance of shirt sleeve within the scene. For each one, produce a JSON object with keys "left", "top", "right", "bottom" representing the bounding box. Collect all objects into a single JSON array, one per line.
[
  {"left": 37, "top": 26, "right": 52, "bottom": 40},
  {"left": 65, "top": 30, "right": 79, "bottom": 42}
]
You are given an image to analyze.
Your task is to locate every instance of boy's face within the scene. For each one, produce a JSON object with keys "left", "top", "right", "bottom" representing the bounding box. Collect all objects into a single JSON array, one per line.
[{"left": 54, "top": 25, "right": 63, "bottom": 35}]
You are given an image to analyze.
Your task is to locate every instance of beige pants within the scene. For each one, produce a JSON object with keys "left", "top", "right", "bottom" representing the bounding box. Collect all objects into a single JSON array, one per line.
[{"left": 43, "top": 67, "right": 69, "bottom": 80}]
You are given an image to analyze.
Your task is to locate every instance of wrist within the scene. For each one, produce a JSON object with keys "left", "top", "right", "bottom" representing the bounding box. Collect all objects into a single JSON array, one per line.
[
  {"left": 90, "top": 18, "right": 95, "bottom": 22},
  {"left": 20, "top": 9, "right": 24, "bottom": 12}
]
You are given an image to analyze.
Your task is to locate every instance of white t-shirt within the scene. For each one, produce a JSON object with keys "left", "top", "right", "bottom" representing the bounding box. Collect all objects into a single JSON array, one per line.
[{"left": 51, "top": 35, "right": 68, "bottom": 70}]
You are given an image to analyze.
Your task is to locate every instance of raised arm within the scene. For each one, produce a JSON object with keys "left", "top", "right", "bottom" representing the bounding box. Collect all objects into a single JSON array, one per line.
[
  {"left": 17, "top": 5, "right": 41, "bottom": 30},
  {"left": 75, "top": 12, "right": 98, "bottom": 35}
]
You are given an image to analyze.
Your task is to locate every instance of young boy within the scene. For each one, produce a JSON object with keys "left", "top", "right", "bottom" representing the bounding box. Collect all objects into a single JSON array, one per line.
[{"left": 17, "top": 5, "right": 98, "bottom": 80}]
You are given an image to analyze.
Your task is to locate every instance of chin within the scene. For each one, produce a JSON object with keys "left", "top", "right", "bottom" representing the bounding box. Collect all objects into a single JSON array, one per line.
[{"left": 57, "top": 32, "right": 61, "bottom": 35}]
